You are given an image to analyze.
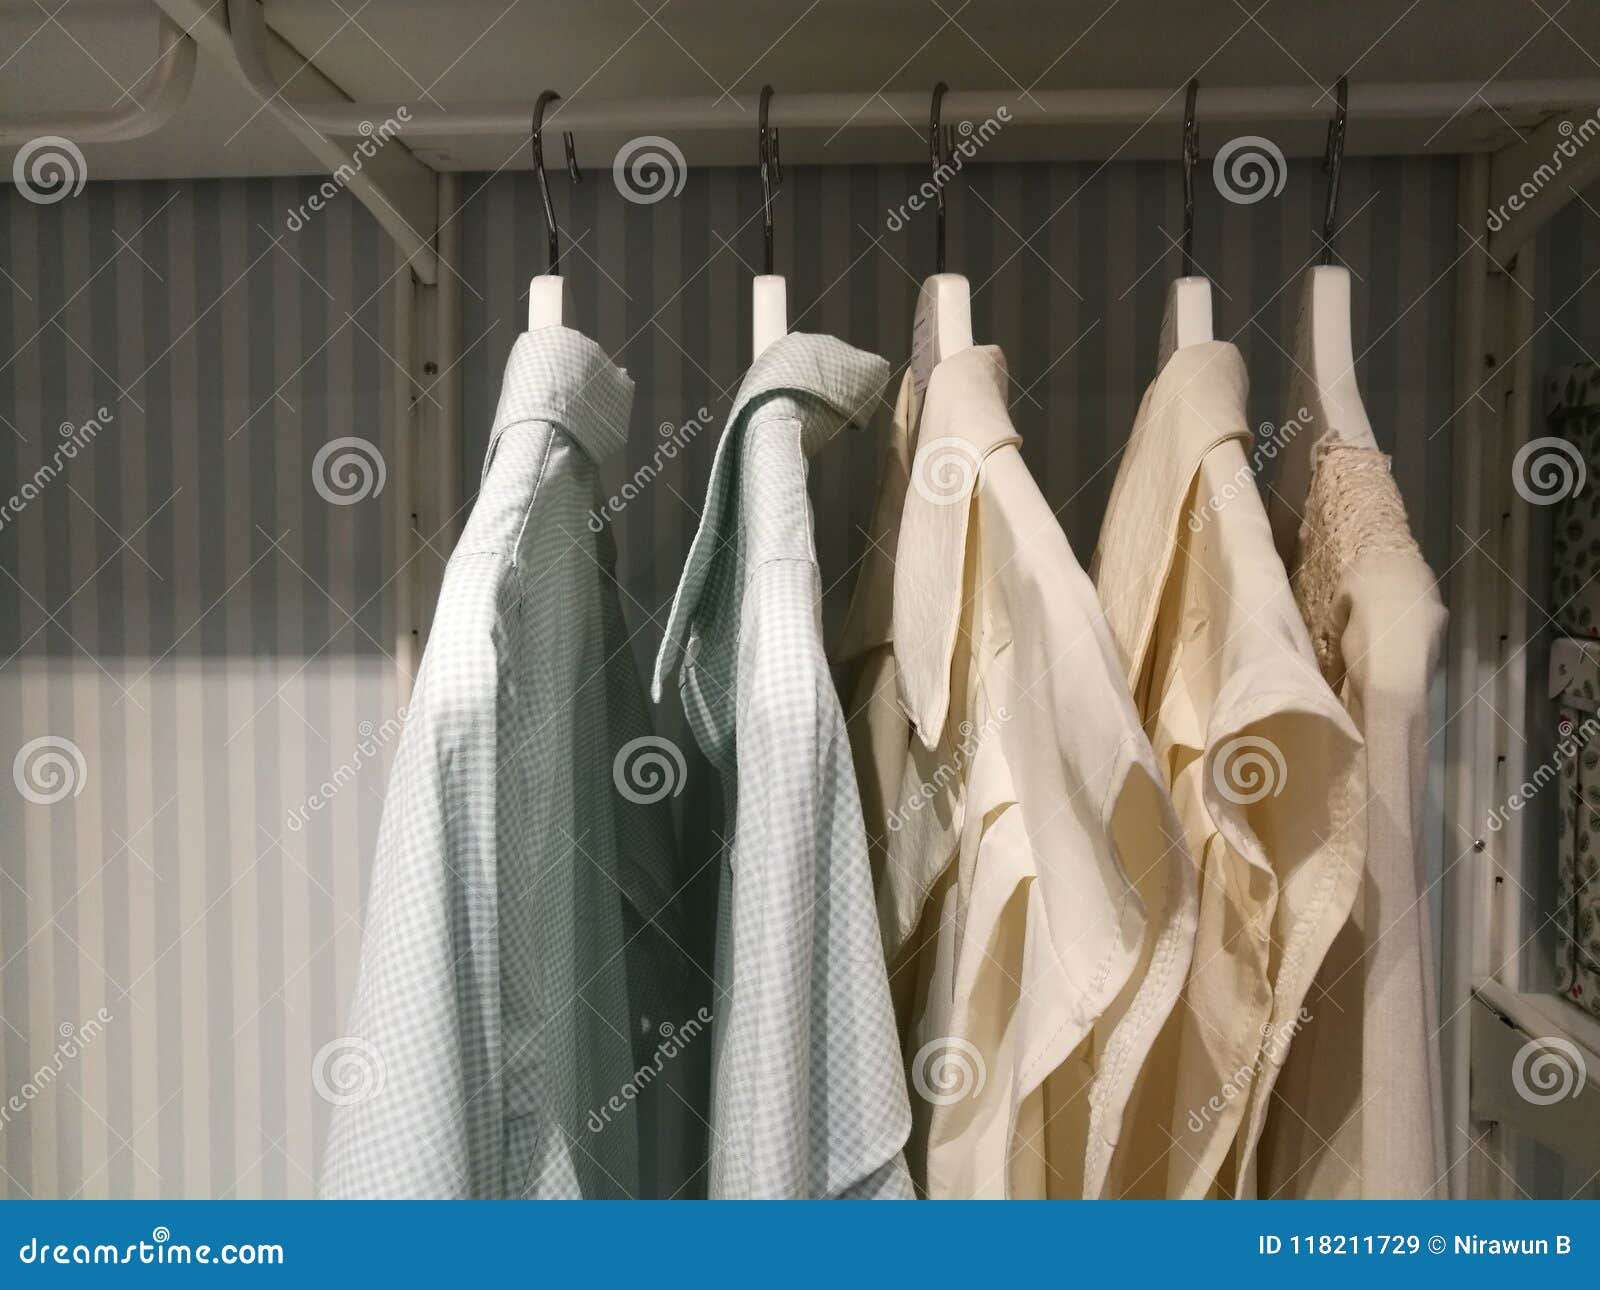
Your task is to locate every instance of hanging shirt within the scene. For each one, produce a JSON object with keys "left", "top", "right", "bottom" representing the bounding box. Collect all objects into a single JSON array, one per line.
[
  {"left": 322, "top": 328, "right": 687, "bottom": 1200},
  {"left": 836, "top": 347, "right": 1193, "bottom": 1199},
  {"left": 652, "top": 333, "right": 913, "bottom": 1199},
  {"left": 1258, "top": 443, "right": 1449, "bottom": 1199},
  {"left": 1091, "top": 340, "right": 1365, "bottom": 1200}
]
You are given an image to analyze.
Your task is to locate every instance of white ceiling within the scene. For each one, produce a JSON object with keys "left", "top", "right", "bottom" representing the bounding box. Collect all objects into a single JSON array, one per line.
[{"left": 6, "top": 0, "right": 1600, "bottom": 179}]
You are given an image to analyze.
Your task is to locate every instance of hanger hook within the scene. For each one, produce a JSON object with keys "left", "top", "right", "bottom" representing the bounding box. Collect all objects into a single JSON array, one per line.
[
  {"left": 1319, "top": 75, "right": 1348, "bottom": 267},
  {"left": 930, "top": 81, "right": 949, "bottom": 274},
  {"left": 759, "top": 85, "right": 781, "bottom": 276},
  {"left": 532, "top": 90, "right": 580, "bottom": 274},
  {"left": 1181, "top": 78, "right": 1199, "bottom": 279}
]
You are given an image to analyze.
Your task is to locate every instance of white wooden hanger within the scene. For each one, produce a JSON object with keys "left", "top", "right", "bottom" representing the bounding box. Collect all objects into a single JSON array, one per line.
[
  {"left": 1270, "top": 77, "right": 1379, "bottom": 558},
  {"left": 1156, "top": 81, "right": 1213, "bottom": 372},
  {"left": 1156, "top": 275, "right": 1214, "bottom": 370},
  {"left": 751, "top": 279, "right": 786, "bottom": 357},
  {"left": 1289, "top": 267, "right": 1374, "bottom": 451},
  {"left": 912, "top": 274, "right": 974, "bottom": 394},
  {"left": 527, "top": 90, "right": 580, "bottom": 332},
  {"left": 751, "top": 86, "right": 787, "bottom": 358},
  {"left": 910, "top": 83, "right": 974, "bottom": 395}
]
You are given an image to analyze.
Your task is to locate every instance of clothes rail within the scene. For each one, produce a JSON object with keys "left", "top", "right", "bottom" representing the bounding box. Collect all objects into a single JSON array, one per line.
[
  {"left": 12, "top": 1, "right": 1600, "bottom": 161},
  {"left": 0, "top": 12, "right": 195, "bottom": 147},
  {"left": 216, "top": 0, "right": 1600, "bottom": 143}
]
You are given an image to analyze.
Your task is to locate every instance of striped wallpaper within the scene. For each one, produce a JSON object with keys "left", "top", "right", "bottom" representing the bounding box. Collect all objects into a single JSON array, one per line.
[
  {"left": 1519, "top": 194, "right": 1600, "bottom": 1014},
  {"left": 2, "top": 154, "right": 1462, "bottom": 1197},
  {"left": 1, "top": 178, "right": 401, "bottom": 1199}
]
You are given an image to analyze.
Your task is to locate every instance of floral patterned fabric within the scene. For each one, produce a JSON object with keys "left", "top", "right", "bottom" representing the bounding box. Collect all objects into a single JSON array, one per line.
[
  {"left": 1551, "top": 639, "right": 1600, "bottom": 1019},
  {"left": 1548, "top": 364, "right": 1600, "bottom": 1019},
  {"left": 1549, "top": 363, "right": 1600, "bottom": 638}
]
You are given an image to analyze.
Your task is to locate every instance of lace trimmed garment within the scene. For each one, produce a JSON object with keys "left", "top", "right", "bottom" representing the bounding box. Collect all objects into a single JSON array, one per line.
[{"left": 1258, "top": 443, "right": 1449, "bottom": 1199}]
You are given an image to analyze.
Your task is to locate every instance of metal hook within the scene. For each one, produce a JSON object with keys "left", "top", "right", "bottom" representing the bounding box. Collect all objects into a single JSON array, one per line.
[
  {"left": 930, "top": 81, "right": 950, "bottom": 274},
  {"left": 1181, "top": 78, "right": 1199, "bottom": 279},
  {"left": 759, "top": 85, "right": 781, "bottom": 276},
  {"left": 532, "top": 90, "right": 581, "bottom": 273},
  {"left": 1319, "top": 75, "right": 1348, "bottom": 266}
]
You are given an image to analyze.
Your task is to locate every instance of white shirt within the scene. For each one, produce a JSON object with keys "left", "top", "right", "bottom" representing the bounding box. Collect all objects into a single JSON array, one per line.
[
  {"left": 1091, "top": 340, "right": 1366, "bottom": 1199},
  {"left": 1258, "top": 443, "right": 1449, "bottom": 1198},
  {"left": 838, "top": 347, "right": 1193, "bottom": 1198}
]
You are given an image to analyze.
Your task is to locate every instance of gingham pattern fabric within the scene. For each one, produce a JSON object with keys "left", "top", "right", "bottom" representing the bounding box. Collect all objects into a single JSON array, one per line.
[
  {"left": 652, "top": 333, "right": 914, "bottom": 1199},
  {"left": 321, "top": 327, "right": 688, "bottom": 1199}
]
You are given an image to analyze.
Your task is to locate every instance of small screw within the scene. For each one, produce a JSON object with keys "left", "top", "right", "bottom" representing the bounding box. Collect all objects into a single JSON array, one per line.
[
  {"left": 1473, "top": 838, "right": 1486, "bottom": 852},
  {"left": 423, "top": 361, "right": 439, "bottom": 375}
]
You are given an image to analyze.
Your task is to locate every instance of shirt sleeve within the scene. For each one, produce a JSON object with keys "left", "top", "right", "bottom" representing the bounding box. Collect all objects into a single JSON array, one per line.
[
  {"left": 320, "top": 558, "right": 517, "bottom": 1199},
  {"left": 710, "top": 555, "right": 913, "bottom": 1199}
]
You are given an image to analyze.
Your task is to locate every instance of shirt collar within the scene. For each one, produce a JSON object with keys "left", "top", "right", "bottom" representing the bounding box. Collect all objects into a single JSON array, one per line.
[
  {"left": 482, "top": 326, "right": 634, "bottom": 478},
  {"left": 651, "top": 332, "right": 890, "bottom": 702},
  {"left": 1090, "top": 340, "right": 1251, "bottom": 688},
  {"left": 836, "top": 369, "right": 921, "bottom": 663},
  {"left": 892, "top": 345, "right": 1021, "bottom": 747}
]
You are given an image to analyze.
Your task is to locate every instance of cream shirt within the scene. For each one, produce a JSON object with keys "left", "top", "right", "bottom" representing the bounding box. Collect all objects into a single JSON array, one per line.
[
  {"left": 1091, "top": 341, "right": 1366, "bottom": 1200},
  {"left": 838, "top": 347, "right": 1193, "bottom": 1199}
]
